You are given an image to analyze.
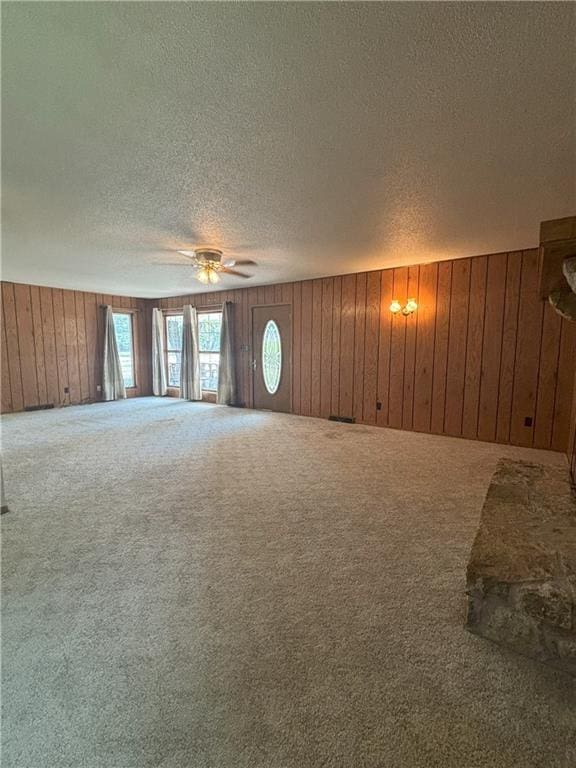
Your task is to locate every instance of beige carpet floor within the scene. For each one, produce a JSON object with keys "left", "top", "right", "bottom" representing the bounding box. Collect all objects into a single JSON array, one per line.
[{"left": 2, "top": 397, "right": 575, "bottom": 768}]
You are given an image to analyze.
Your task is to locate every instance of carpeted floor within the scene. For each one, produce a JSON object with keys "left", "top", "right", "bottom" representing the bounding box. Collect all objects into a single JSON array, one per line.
[{"left": 2, "top": 397, "right": 575, "bottom": 768}]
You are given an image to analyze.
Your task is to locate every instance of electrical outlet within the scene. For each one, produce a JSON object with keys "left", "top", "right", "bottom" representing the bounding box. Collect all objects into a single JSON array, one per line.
[
  {"left": 96, "top": 385, "right": 102, "bottom": 392},
  {"left": 376, "top": 401, "right": 382, "bottom": 410},
  {"left": 64, "top": 386, "right": 70, "bottom": 394},
  {"left": 524, "top": 416, "right": 533, "bottom": 427}
]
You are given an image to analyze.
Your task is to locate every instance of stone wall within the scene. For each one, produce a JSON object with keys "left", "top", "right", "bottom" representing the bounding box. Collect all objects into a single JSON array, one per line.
[{"left": 466, "top": 459, "right": 575, "bottom": 675}]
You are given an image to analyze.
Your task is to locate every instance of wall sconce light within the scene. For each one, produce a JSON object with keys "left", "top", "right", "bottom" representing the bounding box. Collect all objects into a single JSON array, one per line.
[{"left": 390, "top": 298, "right": 418, "bottom": 316}]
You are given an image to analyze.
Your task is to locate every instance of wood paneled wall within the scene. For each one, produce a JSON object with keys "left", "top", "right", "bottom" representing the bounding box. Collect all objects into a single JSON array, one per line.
[
  {"left": 1, "top": 283, "right": 152, "bottom": 413},
  {"left": 569, "top": 370, "right": 576, "bottom": 483},
  {"left": 159, "top": 249, "right": 576, "bottom": 452},
  {"left": 3, "top": 249, "right": 574, "bottom": 453}
]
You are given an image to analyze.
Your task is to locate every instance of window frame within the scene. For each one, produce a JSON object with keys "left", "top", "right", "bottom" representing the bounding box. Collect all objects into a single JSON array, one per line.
[
  {"left": 161, "top": 307, "right": 223, "bottom": 394},
  {"left": 163, "top": 310, "right": 184, "bottom": 390},
  {"left": 197, "top": 308, "right": 223, "bottom": 393},
  {"left": 112, "top": 309, "right": 137, "bottom": 390}
]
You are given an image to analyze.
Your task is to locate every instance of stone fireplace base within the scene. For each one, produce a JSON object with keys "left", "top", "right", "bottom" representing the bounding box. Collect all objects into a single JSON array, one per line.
[{"left": 466, "top": 459, "right": 575, "bottom": 675}]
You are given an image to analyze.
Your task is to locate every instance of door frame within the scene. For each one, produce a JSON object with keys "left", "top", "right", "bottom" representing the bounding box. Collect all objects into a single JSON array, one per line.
[{"left": 250, "top": 302, "right": 292, "bottom": 413}]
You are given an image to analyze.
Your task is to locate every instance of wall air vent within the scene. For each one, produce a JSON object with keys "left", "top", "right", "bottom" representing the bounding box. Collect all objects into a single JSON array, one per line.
[
  {"left": 328, "top": 415, "right": 356, "bottom": 424},
  {"left": 24, "top": 404, "right": 55, "bottom": 412}
]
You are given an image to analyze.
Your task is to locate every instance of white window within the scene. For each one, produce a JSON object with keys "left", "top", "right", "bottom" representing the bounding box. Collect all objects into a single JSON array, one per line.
[
  {"left": 198, "top": 311, "right": 222, "bottom": 391},
  {"left": 165, "top": 314, "right": 183, "bottom": 387},
  {"left": 112, "top": 312, "right": 135, "bottom": 388},
  {"left": 262, "top": 320, "right": 282, "bottom": 394}
]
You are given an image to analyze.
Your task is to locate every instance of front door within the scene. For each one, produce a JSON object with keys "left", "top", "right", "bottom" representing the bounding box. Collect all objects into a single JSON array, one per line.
[{"left": 252, "top": 304, "right": 292, "bottom": 412}]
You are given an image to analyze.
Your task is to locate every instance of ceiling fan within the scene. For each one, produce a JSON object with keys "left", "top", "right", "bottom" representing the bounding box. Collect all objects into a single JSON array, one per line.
[{"left": 176, "top": 248, "right": 255, "bottom": 285}]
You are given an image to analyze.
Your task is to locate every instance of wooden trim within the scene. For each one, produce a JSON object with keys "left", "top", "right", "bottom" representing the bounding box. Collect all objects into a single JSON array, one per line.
[
  {"left": 161, "top": 304, "right": 226, "bottom": 314},
  {"left": 100, "top": 304, "right": 141, "bottom": 313}
]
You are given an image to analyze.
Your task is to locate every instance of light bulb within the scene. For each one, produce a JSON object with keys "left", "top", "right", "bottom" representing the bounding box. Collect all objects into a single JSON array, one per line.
[
  {"left": 404, "top": 298, "right": 418, "bottom": 314},
  {"left": 196, "top": 268, "right": 210, "bottom": 284},
  {"left": 390, "top": 300, "right": 402, "bottom": 314},
  {"left": 208, "top": 269, "right": 220, "bottom": 284}
]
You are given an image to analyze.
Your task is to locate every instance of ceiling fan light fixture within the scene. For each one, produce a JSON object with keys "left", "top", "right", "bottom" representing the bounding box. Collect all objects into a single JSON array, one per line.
[
  {"left": 196, "top": 265, "right": 220, "bottom": 284},
  {"left": 176, "top": 246, "right": 254, "bottom": 282}
]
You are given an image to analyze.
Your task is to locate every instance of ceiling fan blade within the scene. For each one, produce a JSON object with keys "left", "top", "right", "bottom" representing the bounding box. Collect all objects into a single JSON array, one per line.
[
  {"left": 221, "top": 258, "right": 257, "bottom": 268},
  {"left": 159, "top": 261, "right": 201, "bottom": 267},
  {"left": 221, "top": 267, "right": 252, "bottom": 279},
  {"left": 177, "top": 250, "right": 197, "bottom": 259}
]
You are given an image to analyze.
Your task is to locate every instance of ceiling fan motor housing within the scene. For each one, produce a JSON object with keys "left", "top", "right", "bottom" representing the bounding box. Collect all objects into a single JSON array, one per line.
[{"left": 195, "top": 248, "right": 223, "bottom": 265}]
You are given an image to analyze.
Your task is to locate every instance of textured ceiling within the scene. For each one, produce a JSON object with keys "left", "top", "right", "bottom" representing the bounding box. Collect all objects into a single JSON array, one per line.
[{"left": 2, "top": 2, "right": 575, "bottom": 298}]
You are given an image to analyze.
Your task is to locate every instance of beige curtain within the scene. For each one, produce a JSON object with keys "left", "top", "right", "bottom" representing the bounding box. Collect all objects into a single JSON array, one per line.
[
  {"left": 102, "top": 306, "right": 126, "bottom": 401},
  {"left": 180, "top": 305, "right": 202, "bottom": 401},
  {"left": 217, "top": 301, "right": 237, "bottom": 405},
  {"left": 152, "top": 308, "right": 167, "bottom": 396}
]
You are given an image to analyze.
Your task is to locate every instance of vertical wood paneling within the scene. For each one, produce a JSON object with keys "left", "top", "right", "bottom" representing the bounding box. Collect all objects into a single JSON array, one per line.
[
  {"left": 30, "top": 286, "right": 48, "bottom": 406},
  {"left": 320, "top": 278, "right": 333, "bottom": 419},
  {"left": 362, "top": 271, "right": 381, "bottom": 425},
  {"left": 462, "top": 256, "right": 488, "bottom": 439},
  {"left": 53, "top": 290, "right": 70, "bottom": 405},
  {"left": 388, "top": 268, "right": 408, "bottom": 429},
  {"left": 413, "top": 263, "right": 437, "bottom": 433},
  {"left": 496, "top": 252, "right": 522, "bottom": 444},
  {"left": 339, "top": 274, "right": 356, "bottom": 419},
  {"left": 13, "top": 283, "right": 39, "bottom": 408},
  {"left": 509, "top": 251, "right": 543, "bottom": 446},
  {"left": 231, "top": 291, "right": 242, "bottom": 406},
  {"left": 243, "top": 288, "right": 250, "bottom": 406},
  {"left": 75, "top": 292, "right": 90, "bottom": 402},
  {"left": 310, "top": 280, "right": 323, "bottom": 417},
  {"left": 331, "top": 277, "right": 342, "bottom": 418},
  {"left": 300, "top": 281, "right": 313, "bottom": 416},
  {"left": 376, "top": 270, "right": 393, "bottom": 427},
  {"left": 477, "top": 253, "right": 507, "bottom": 442},
  {"left": 40, "top": 287, "right": 60, "bottom": 407},
  {"left": 62, "top": 290, "right": 81, "bottom": 404},
  {"left": 247, "top": 287, "right": 258, "bottom": 408},
  {"left": 353, "top": 273, "right": 367, "bottom": 423},
  {"left": 1, "top": 283, "right": 152, "bottom": 412},
  {"left": 568, "top": 369, "right": 576, "bottom": 483},
  {"left": 444, "top": 259, "right": 471, "bottom": 436},
  {"left": 83, "top": 292, "right": 98, "bottom": 401},
  {"left": 430, "top": 261, "right": 452, "bottom": 434},
  {"left": 2, "top": 283, "right": 24, "bottom": 411},
  {"left": 402, "top": 266, "right": 419, "bottom": 430},
  {"left": 1, "top": 288, "right": 14, "bottom": 412},
  {"left": 292, "top": 283, "right": 302, "bottom": 415}
]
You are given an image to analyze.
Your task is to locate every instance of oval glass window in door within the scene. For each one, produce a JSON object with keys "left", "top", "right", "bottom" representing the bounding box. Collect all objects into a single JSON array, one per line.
[{"left": 262, "top": 320, "right": 282, "bottom": 394}]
